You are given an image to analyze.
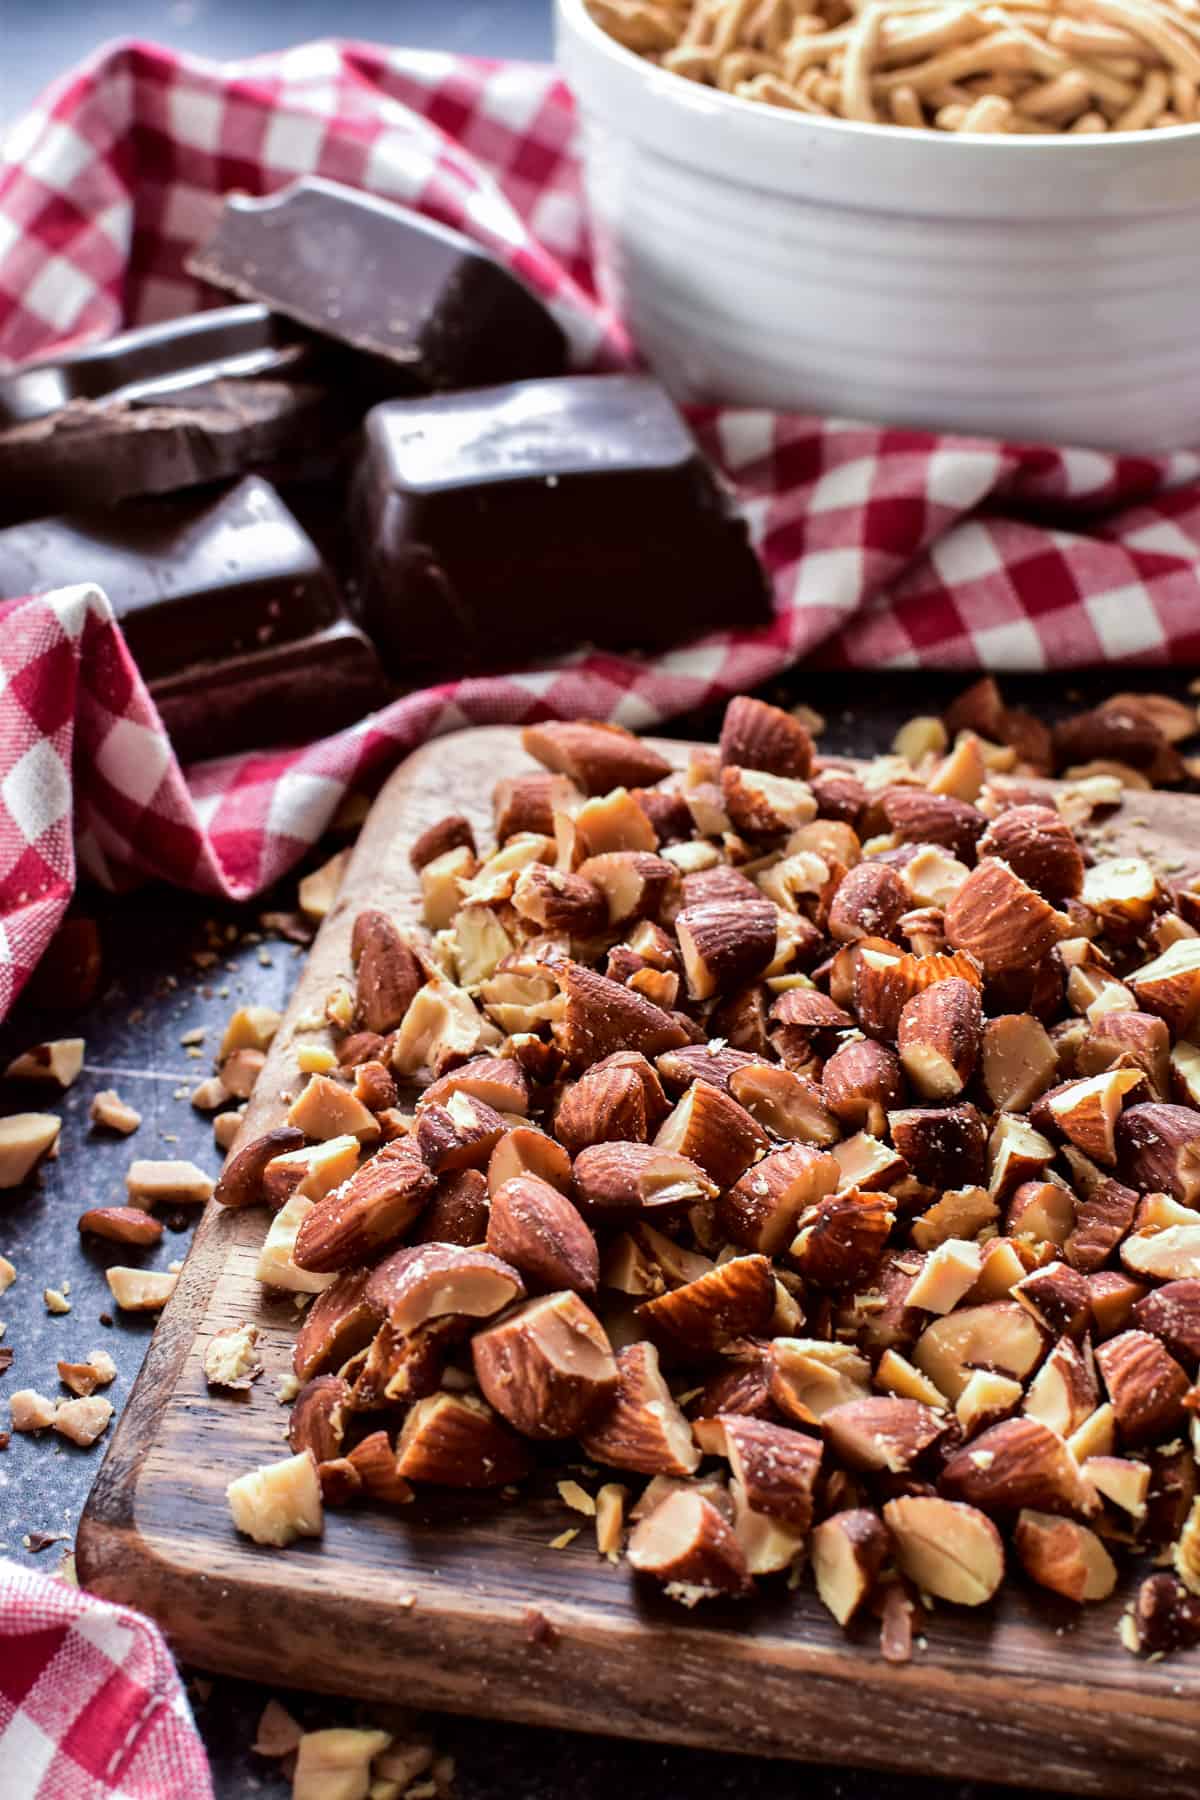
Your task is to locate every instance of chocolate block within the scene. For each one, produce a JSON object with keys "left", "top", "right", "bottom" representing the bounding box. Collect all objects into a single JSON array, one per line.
[
  {"left": 187, "top": 177, "right": 567, "bottom": 390},
  {"left": 0, "top": 476, "right": 389, "bottom": 757},
  {"left": 349, "top": 374, "right": 769, "bottom": 674}
]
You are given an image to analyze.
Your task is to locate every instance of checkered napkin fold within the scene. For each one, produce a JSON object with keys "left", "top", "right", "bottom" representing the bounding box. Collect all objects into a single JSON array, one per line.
[{"left": 2, "top": 41, "right": 1200, "bottom": 1793}]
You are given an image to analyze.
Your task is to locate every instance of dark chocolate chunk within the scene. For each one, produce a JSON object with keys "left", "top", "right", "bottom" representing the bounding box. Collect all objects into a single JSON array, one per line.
[
  {"left": 349, "top": 373, "right": 769, "bottom": 675},
  {"left": 187, "top": 176, "right": 566, "bottom": 390},
  {"left": 0, "top": 303, "right": 303, "bottom": 427},
  {"left": 0, "top": 476, "right": 389, "bottom": 757},
  {"left": 0, "top": 372, "right": 356, "bottom": 526}
]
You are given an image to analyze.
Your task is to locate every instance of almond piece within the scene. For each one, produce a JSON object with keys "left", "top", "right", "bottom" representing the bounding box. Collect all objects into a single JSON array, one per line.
[
  {"left": 512, "top": 863, "right": 607, "bottom": 939},
  {"left": 1127, "top": 938, "right": 1200, "bottom": 1036},
  {"left": 415, "top": 1093, "right": 507, "bottom": 1174},
  {"left": 1117, "top": 1101, "right": 1200, "bottom": 1204},
  {"left": 262, "top": 1136, "right": 360, "bottom": 1207},
  {"left": 1088, "top": 1270, "right": 1147, "bottom": 1339},
  {"left": 343, "top": 1429, "right": 415, "bottom": 1503},
  {"left": 204, "top": 1323, "right": 263, "bottom": 1391},
  {"left": 1022, "top": 1335, "right": 1099, "bottom": 1437},
  {"left": 720, "top": 766, "right": 817, "bottom": 837},
  {"left": 349, "top": 910, "right": 424, "bottom": 1036},
  {"left": 944, "top": 859, "right": 1070, "bottom": 976},
  {"left": 366, "top": 1243, "right": 524, "bottom": 1334},
  {"left": 9, "top": 1390, "right": 57, "bottom": 1431},
  {"left": 580, "top": 851, "right": 680, "bottom": 927},
  {"left": 553, "top": 961, "right": 687, "bottom": 1068},
  {"left": 88, "top": 1088, "right": 141, "bottom": 1135},
  {"left": 880, "top": 789, "right": 985, "bottom": 862},
  {"left": 556, "top": 1059, "right": 658, "bottom": 1155},
  {"left": 1095, "top": 1329, "right": 1190, "bottom": 1445},
  {"left": 487, "top": 1124, "right": 573, "bottom": 1196},
  {"left": 522, "top": 720, "right": 671, "bottom": 795},
  {"left": 638, "top": 1255, "right": 775, "bottom": 1354},
  {"left": 914, "top": 1300, "right": 1047, "bottom": 1402},
  {"left": 719, "top": 694, "right": 813, "bottom": 778},
  {"left": 956, "top": 1370, "right": 1024, "bottom": 1436},
  {"left": 897, "top": 977, "right": 981, "bottom": 1101},
  {"left": 288, "top": 1376, "right": 350, "bottom": 1463},
  {"left": 831, "top": 1131, "right": 908, "bottom": 1193},
  {"left": 422, "top": 1055, "right": 529, "bottom": 1116},
  {"left": 768, "top": 1339, "right": 872, "bottom": 1424},
  {"left": 981, "top": 1013, "right": 1059, "bottom": 1112},
  {"left": 790, "top": 1190, "right": 894, "bottom": 1288},
  {"left": 292, "top": 1728, "right": 392, "bottom": 1800},
  {"left": 572, "top": 1141, "right": 716, "bottom": 1220},
  {"left": 1174, "top": 1496, "right": 1200, "bottom": 1596},
  {"left": 1121, "top": 1223, "right": 1200, "bottom": 1281},
  {"left": 692, "top": 1413, "right": 822, "bottom": 1529},
  {"left": 941, "top": 1416, "right": 1094, "bottom": 1517},
  {"left": 213, "top": 1126, "right": 306, "bottom": 1210},
  {"left": 123, "top": 1158, "right": 213, "bottom": 1209},
  {"left": 495, "top": 771, "right": 581, "bottom": 841},
  {"left": 728, "top": 1062, "right": 841, "bottom": 1145},
  {"left": 287, "top": 1075, "right": 380, "bottom": 1144},
  {"left": 486, "top": 1176, "right": 599, "bottom": 1294},
  {"left": 421, "top": 844, "right": 477, "bottom": 930},
  {"left": 5, "top": 1038, "right": 84, "bottom": 1087},
  {"left": 52, "top": 1396, "right": 113, "bottom": 1447},
  {"left": 1044, "top": 1069, "right": 1143, "bottom": 1166},
  {"left": 227, "top": 1450, "right": 323, "bottom": 1547},
  {"left": 1080, "top": 856, "right": 1159, "bottom": 937},
  {"left": 905, "top": 1239, "right": 983, "bottom": 1315},
  {"left": 812, "top": 1508, "right": 891, "bottom": 1625},
  {"left": 1013, "top": 1263, "right": 1092, "bottom": 1340},
  {"left": 396, "top": 1391, "right": 530, "bottom": 1487},
  {"left": 1082, "top": 1455, "right": 1150, "bottom": 1521},
  {"left": 1129, "top": 1573, "right": 1200, "bottom": 1655},
  {"left": 627, "top": 1488, "right": 752, "bottom": 1599},
  {"left": 852, "top": 947, "right": 981, "bottom": 1041},
  {"left": 976, "top": 807, "right": 1084, "bottom": 903},
  {"left": 987, "top": 1115, "right": 1055, "bottom": 1202},
  {"left": 821, "top": 1397, "right": 946, "bottom": 1473},
  {"left": 827, "top": 863, "right": 909, "bottom": 944},
  {"left": 409, "top": 812, "right": 476, "bottom": 871},
  {"left": 77, "top": 1206, "right": 163, "bottom": 1247},
  {"left": 580, "top": 1340, "right": 700, "bottom": 1476},
  {"left": 1078, "top": 1011, "right": 1170, "bottom": 1096},
  {"left": 822, "top": 1039, "right": 905, "bottom": 1136},
  {"left": 472, "top": 1291, "right": 618, "bottom": 1438},
  {"left": 653, "top": 1080, "right": 767, "bottom": 1188},
  {"left": 718, "top": 1143, "right": 840, "bottom": 1254},
  {"left": 256, "top": 1197, "right": 338, "bottom": 1296},
  {"left": 293, "top": 1139, "right": 434, "bottom": 1273},
  {"left": 889, "top": 1106, "right": 986, "bottom": 1190},
  {"left": 1131, "top": 1279, "right": 1200, "bottom": 1363},
  {"left": 105, "top": 1267, "right": 178, "bottom": 1312},
  {"left": 1007, "top": 1180, "right": 1074, "bottom": 1248},
  {"left": 911, "top": 1185, "right": 997, "bottom": 1253},
  {"left": 675, "top": 900, "right": 778, "bottom": 1001},
  {"left": 346, "top": 1315, "right": 457, "bottom": 1411},
  {"left": 413, "top": 1167, "right": 490, "bottom": 1247},
  {"left": 1064, "top": 1175, "right": 1139, "bottom": 1274},
  {"left": 1014, "top": 1510, "right": 1116, "bottom": 1602},
  {"left": 883, "top": 1496, "right": 1003, "bottom": 1606},
  {"left": 899, "top": 845, "right": 970, "bottom": 910}
]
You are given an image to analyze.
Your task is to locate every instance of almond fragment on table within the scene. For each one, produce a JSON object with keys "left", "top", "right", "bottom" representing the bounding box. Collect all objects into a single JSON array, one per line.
[
  {"left": 812, "top": 1508, "right": 891, "bottom": 1626},
  {"left": 218, "top": 1003, "right": 282, "bottom": 1059},
  {"left": 53, "top": 1395, "right": 113, "bottom": 1447},
  {"left": 883, "top": 1495, "right": 1004, "bottom": 1606},
  {"left": 125, "top": 1158, "right": 214, "bottom": 1209},
  {"left": 0, "top": 1254, "right": 14, "bottom": 1293},
  {"left": 204, "top": 1323, "right": 263, "bottom": 1391},
  {"left": 43, "top": 1287, "right": 70, "bottom": 1315},
  {"left": 298, "top": 848, "right": 351, "bottom": 922},
  {"left": 249, "top": 1698, "right": 304, "bottom": 1758},
  {"left": 105, "top": 1267, "right": 178, "bottom": 1312},
  {"left": 89, "top": 1088, "right": 141, "bottom": 1134},
  {"left": 57, "top": 1349, "right": 117, "bottom": 1397},
  {"left": 9, "top": 1389, "right": 57, "bottom": 1431},
  {"left": 78, "top": 1205, "right": 163, "bottom": 1246},
  {"left": 1013, "top": 1509, "right": 1117, "bottom": 1603},
  {"left": 0, "top": 1113, "right": 61, "bottom": 1187},
  {"left": 219, "top": 1046, "right": 265, "bottom": 1099},
  {"left": 4, "top": 1039, "right": 84, "bottom": 1087}
]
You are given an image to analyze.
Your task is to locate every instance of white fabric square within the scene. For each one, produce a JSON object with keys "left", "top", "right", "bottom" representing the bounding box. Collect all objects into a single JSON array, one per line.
[
  {"left": 930, "top": 520, "right": 1005, "bottom": 588},
  {"left": 95, "top": 718, "right": 171, "bottom": 808},
  {"left": 262, "top": 107, "right": 327, "bottom": 174},
  {"left": 787, "top": 545, "right": 864, "bottom": 615},
  {"left": 167, "top": 86, "right": 225, "bottom": 153},
  {"left": 20, "top": 254, "right": 93, "bottom": 334},
  {"left": 265, "top": 770, "right": 342, "bottom": 839},
  {"left": 1123, "top": 519, "right": 1199, "bottom": 560},
  {"left": 74, "top": 1608, "right": 133, "bottom": 1664},
  {"left": 807, "top": 456, "right": 877, "bottom": 515},
  {"left": 1085, "top": 584, "right": 1164, "bottom": 659},
  {"left": 2, "top": 740, "right": 71, "bottom": 841},
  {"left": 24, "top": 118, "right": 93, "bottom": 193},
  {"left": 924, "top": 447, "right": 1003, "bottom": 511},
  {"left": 970, "top": 617, "right": 1048, "bottom": 668},
  {"left": 0, "top": 1709, "right": 59, "bottom": 1788}
]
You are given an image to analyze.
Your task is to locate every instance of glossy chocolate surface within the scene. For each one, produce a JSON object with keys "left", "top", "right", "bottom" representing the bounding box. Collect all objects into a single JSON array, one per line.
[
  {"left": 350, "top": 373, "right": 769, "bottom": 674},
  {"left": 187, "top": 176, "right": 567, "bottom": 389}
]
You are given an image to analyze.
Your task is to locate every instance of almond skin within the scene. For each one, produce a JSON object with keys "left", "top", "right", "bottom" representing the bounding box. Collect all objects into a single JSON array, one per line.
[
  {"left": 213, "top": 1126, "right": 306, "bottom": 1210},
  {"left": 976, "top": 806, "right": 1084, "bottom": 903},
  {"left": 652, "top": 1079, "right": 768, "bottom": 1189},
  {"left": 695, "top": 1413, "right": 823, "bottom": 1529},
  {"left": 1094, "top": 1329, "right": 1190, "bottom": 1446},
  {"left": 675, "top": 900, "right": 778, "bottom": 1001},
  {"left": 555, "top": 1051, "right": 668, "bottom": 1154},
  {"left": 719, "top": 1143, "right": 840, "bottom": 1255},
  {"left": 627, "top": 1489, "right": 753, "bottom": 1597},
  {"left": 486, "top": 1175, "right": 599, "bottom": 1295},
  {"left": 881, "top": 788, "right": 986, "bottom": 862},
  {"left": 939, "top": 1416, "right": 1094, "bottom": 1517},
  {"left": 1117, "top": 1102, "right": 1200, "bottom": 1204},
  {"left": 812, "top": 1508, "right": 891, "bottom": 1625},
  {"left": 293, "top": 1139, "right": 435, "bottom": 1273},
  {"left": 897, "top": 976, "right": 982, "bottom": 1101},
  {"left": 366, "top": 1243, "right": 525, "bottom": 1334},
  {"left": 828, "top": 862, "right": 909, "bottom": 945},
  {"left": 822, "top": 1038, "right": 905, "bottom": 1136},
  {"left": 719, "top": 695, "right": 813, "bottom": 779},
  {"left": 292, "top": 1269, "right": 381, "bottom": 1382},
  {"left": 944, "top": 859, "right": 1071, "bottom": 976},
  {"left": 395, "top": 1391, "right": 531, "bottom": 1487},
  {"left": 521, "top": 720, "right": 672, "bottom": 794},
  {"left": 471, "top": 1291, "right": 618, "bottom": 1438},
  {"left": 581, "top": 1341, "right": 700, "bottom": 1476},
  {"left": 414, "top": 1167, "right": 491, "bottom": 1247},
  {"left": 638, "top": 1255, "right": 776, "bottom": 1355},
  {"left": 351, "top": 909, "right": 425, "bottom": 1035},
  {"left": 421, "top": 1056, "right": 529, "bottom": 1116},
  {"left": 1064, "top": 1176, "right": 1138, "bottom": 1273},
  {"left": 790, "top": 1191, "right": 894, "bottom": 1289},
  {"left": 288, "top": 1376, "right": 350, "bottom": 1464},
  {"left": 409, "top": 813, "right": 476, "bottom": 872},
  {"left": 821, "top": 1397, "right": 947, "bottom": 1474},
  {"left": 888, "top": 1104, "right": 986, "bottom": 1190},
  {"left": 1130, "top": 1279, "right": 1200, "bottom": 1363},
  {"left": 553, "top": 961, "right": 688, "bottom": 1069},
  {"left": 77, "top": 1205, "right": 163, "bottom": 1247},
  {"left": 494, "top": 771, "right": 580, "bottom": 841},
  {"left": 572, "top": 1141, "right": 716, "bottom": 1220}
]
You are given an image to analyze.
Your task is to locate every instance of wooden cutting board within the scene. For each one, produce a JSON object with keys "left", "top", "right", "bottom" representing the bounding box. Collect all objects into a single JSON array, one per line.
[{"left": 77, "top": 726, "right": 1200, "bottom": 1799}]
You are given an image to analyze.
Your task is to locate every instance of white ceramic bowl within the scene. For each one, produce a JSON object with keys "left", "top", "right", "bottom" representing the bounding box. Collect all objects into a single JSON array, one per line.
[{"left": 556, "top": 0, "right": 1200, "bottom": 452}]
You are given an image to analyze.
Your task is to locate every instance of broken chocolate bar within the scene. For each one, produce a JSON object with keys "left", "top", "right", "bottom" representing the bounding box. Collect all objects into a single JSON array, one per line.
[
  {"left": 0, "top": 306, "right": 369, "bottom": 525},
  {"left": 187, "top": 177, "right": 567, "bottom": 391},
  {"left": 0, "top": 476, "right": 388, "bottom": 758},
  {"left": 349, "top": 373, "right": 769, "bottom": 675}
]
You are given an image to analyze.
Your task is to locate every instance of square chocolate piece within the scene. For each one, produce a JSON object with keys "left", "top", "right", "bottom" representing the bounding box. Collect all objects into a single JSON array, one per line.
[{"left": 350, "top": 374, "right": 769, "bottom": 674}]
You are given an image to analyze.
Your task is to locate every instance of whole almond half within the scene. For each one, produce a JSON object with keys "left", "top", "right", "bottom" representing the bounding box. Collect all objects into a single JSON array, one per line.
[{"left": 472, "top": 1291, "right": 618, "bottom": 1438}]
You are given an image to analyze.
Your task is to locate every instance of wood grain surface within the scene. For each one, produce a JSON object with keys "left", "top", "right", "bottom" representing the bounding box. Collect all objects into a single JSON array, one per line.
[{"left": 76, "top": 726, "right": 1200, "bottom": 1797}]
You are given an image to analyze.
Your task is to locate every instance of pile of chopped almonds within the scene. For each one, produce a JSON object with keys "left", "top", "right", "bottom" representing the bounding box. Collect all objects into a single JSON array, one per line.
[{"left": 219, "top": 682, "right": 1200, "bottom": 1660}]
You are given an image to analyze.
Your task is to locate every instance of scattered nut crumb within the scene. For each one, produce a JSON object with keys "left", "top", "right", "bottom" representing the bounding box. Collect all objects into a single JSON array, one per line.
[
  {"left": 90, "top": 1088, "right": 142, "bottom": 1134},
  {"left": 43, "top": 1288, "right": 70, "bottom": 1315}
]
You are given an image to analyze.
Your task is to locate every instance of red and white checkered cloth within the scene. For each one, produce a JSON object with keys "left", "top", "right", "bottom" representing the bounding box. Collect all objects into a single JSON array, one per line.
[
  {"left": 2, "top": 40, "right": 1200, "bottom": 1790},
  {"left": 0, "top": 1559, "right": 213, "bottom": 1800}
]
